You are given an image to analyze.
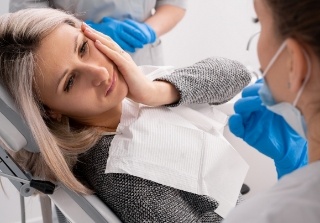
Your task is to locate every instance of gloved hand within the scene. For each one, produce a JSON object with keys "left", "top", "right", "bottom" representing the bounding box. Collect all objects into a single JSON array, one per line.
[
  {"left": 123, "top": 19, "right": 156, "bottom": 44},
  {"left": 228, "top": 79, "right": 308, "bottom": 178},
  {"left": 85, "top": 17, "right": 147, "bottom": 53}
]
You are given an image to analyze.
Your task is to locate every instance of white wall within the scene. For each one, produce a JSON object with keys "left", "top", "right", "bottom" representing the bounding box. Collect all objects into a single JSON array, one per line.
[
  {"left": 0, "top": 1, "right": 277, "bottom": 222},
  {"left": 0, "top": 0, "right": 9, "bottom": 15},
  {"left": 162, "top": 0, "right": 260, "bottom": 68}
]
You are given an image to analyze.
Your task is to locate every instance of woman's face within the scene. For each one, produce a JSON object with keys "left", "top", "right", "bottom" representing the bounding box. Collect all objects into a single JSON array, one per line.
[
  {"left": 35, "top": 24, "right": 128, "bottom": 126},
  {"left": 255, "top": 0, "right": 293, "bottom": 103}
]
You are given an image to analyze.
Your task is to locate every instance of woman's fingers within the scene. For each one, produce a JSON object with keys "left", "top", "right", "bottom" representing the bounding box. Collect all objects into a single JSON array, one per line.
[
  {"left": 82, "top": 23, "right": 121, "bottom": 52},
  {"left": 94, "top": 40, "right": 131, "bottom": 70},
  {"left": 94, "top": 40, "right": 141, "bottom": 76},
  {"left": 82, "top": 22, "right": 132, "bottom": 64},
  {"left": 92, "top": 33, "right": 154, "bottom": 104},
  {"left": 82, "top": 22, "right": 143, "bottom": 85},
  {"left": 84, "top": 28, "right": 118, "bottom": 49},
  {"left": 81, "top": 22, "right": 111, "bottom": 40}
]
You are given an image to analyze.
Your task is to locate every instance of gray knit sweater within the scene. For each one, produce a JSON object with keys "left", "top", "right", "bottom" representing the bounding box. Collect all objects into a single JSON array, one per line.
[{"left": 73, "top": 57, "right": 251, "bottom": 223}]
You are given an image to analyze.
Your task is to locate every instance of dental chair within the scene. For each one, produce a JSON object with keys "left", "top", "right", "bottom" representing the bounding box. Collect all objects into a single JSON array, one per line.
[{"left": 0, "top": 83, "right": 122, "bottom": 223}]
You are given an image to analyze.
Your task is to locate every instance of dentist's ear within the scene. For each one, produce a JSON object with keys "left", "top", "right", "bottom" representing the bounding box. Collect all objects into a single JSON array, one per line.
[{"left": 286, "top": 38, "right": 309, "bottom": 93}]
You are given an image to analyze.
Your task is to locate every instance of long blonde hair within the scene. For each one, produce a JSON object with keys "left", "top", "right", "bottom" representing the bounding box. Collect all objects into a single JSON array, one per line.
[{"left": 0, "top": 8, "right": 102, "bottom": 194}]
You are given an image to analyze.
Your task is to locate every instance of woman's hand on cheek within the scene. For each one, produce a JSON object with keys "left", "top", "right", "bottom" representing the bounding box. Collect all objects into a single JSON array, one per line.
[{"left": 82, "top": 23, "right": 158, "bottom": 105}]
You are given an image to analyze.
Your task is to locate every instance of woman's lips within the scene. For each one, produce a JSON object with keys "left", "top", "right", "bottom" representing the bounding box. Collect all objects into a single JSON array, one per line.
[{"left": 105, "top": 70, "right": 116, "bottom": 96}]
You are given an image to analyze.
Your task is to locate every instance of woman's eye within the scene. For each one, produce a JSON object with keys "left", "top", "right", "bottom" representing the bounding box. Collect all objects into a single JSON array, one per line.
[
  {"left": 64, "top": 75, "right": 75, "bottom": 92},
  {"left": 79, "top": 40, "right": 88, "bottom": 57}
]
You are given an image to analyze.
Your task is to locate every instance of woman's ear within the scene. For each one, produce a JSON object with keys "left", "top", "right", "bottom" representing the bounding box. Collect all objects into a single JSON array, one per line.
[
  {"left": 286, "top": 38, "right": 308, "bottom": 93},
  {"left": 47, "top": 109, "right": 62, "bottom": 122}
]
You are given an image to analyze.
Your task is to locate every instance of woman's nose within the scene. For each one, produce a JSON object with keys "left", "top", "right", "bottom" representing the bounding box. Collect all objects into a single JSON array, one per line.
[{"left": 85, "top": 65, "right": 109, "bottom": 86}]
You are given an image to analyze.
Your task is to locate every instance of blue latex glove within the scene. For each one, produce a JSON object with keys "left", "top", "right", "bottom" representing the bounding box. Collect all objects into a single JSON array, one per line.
[
  {"left": 123, "top": 19, "right": 156, "bottom": 44},
  {"left": 228, "top": 79, "right": 308, "bottom": 178},
  {"left": 86, "top": 17, "right": 147, "bottom": 53}
]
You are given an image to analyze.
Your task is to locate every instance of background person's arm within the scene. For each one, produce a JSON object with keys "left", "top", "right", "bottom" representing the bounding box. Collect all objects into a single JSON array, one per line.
[
  {"left": 145, "top": 4, "right": 186, "bottom": 37},
  {"left": 9, "top": 0, "right": 50, "bottom": 12}
]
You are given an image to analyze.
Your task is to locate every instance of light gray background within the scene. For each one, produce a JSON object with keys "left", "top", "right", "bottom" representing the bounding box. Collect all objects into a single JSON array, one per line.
[{"left": 0, "top": 1, "right": 276, "bottom": 222}]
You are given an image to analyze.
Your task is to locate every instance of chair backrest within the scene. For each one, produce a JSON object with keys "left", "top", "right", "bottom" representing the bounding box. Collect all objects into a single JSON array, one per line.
[
  {"left": 0, "top": 83, "right": 121, "bottom": 223},
  {"left": 0, "top": 83, "right": 39, "bottom": 153},
  {"left": 50, "top": 184, "right": 121, "bottom": 223}
]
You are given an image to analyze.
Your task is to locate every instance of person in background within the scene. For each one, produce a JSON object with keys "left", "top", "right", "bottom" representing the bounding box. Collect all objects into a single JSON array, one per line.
[
  {"left": 225, "top": 0, "right": 320, "bottom": 222},
  {"left": 9, "top": 0, "right": 187, "bottom": 65}
]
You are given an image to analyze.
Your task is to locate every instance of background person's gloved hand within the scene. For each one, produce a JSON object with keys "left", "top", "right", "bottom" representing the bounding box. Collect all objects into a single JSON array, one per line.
[
  {"left": 228, "top": 79, "right": 308, "bottom": 178},
  {"left": 123, "top": 19, "right": 156, "bottom": 45},
  {"left": 86, "top": 17, "right": 147, "bottom": 53}
]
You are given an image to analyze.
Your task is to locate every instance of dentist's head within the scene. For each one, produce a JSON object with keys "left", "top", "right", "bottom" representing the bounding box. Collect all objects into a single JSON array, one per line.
[
  {"left": 225, "top": 1, "right": 320, "bottom": 222},
  {"left": 255, "top": 0, "right": 320, "bottom": 159}
]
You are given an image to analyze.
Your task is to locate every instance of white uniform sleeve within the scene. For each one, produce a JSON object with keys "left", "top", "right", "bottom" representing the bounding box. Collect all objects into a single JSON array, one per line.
[
  {"left": 9, "top": 0, "right": 50, "bottom": 12},
  {"left": 155, "top": 0, "right": 188, "bottom": 10},
  {"left": 224, "top": 163, "right": 320, "bottom": 223}
]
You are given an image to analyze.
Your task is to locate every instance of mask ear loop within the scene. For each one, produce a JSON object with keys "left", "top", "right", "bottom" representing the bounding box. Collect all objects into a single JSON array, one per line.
[
  {"left": 261, "top": 41, "right": 287, "bottom": 78},
  {"left": 292, "top": 49, "right": 312, "bottom": 106}
]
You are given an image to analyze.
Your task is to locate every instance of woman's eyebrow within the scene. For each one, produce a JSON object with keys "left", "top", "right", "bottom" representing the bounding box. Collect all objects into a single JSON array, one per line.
[
  {"left": 56, "top": 33, "right": 79, "bottom": 92},
  {"left": 73, "top": 33, "right": 80, "bottom": 53}
]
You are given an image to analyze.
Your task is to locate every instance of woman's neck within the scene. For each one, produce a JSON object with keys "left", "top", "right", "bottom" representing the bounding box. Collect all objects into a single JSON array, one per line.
[{"left": 75, "top": 103, "right": 122, "bottom": 131}]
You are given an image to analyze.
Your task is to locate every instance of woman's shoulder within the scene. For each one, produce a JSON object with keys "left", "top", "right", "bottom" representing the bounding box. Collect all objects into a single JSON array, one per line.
[{"left": 73, "top": 135, "right": 114, "bottom": 176}]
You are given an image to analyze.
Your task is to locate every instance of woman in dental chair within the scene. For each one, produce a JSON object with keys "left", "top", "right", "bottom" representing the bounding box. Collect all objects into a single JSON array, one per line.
[{"left": 0, "top": 8, "right": 251, "bottom": 222}]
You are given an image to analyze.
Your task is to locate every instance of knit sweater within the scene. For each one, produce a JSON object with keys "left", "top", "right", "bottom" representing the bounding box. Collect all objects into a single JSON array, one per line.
[{"left": 73, "top": 57, "right": 251, "bottom": 223}]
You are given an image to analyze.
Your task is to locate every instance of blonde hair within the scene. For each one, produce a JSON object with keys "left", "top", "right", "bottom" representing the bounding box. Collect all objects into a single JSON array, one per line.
[{"left": 0, "top": 8, "right": 102, "bottom": 194}]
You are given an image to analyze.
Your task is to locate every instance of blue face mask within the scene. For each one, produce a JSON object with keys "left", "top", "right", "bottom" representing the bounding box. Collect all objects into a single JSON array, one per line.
[{"left": 258, "top": 42, "right": 311, "bottom": 139}]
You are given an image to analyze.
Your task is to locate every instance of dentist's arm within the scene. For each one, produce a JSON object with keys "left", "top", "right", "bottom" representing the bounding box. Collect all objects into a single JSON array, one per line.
[
  {"left": 87, "top": 3, "right": 186, "bottom": 53},
  {"left": 145, "top": 4, "right": 186, "bottom": 37},
  {"left": 86, "top": 18, "right": 148, "bottom": 53},
  {"left": 109, "top": 4, "right": 186, "bottom": 51},
  {"left": 228, "top": 80, "right": 308, "bottom": 178}
]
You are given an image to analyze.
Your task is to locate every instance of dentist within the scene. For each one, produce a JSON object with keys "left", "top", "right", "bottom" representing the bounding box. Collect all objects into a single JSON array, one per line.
[{"left": 226, "top": 0, "right": 320, "bottom": 222}]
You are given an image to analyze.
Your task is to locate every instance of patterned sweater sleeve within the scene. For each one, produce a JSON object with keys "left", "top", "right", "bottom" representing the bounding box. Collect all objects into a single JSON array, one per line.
[{"left": 155, "top": 57, "right": 251, "bottom": 106}]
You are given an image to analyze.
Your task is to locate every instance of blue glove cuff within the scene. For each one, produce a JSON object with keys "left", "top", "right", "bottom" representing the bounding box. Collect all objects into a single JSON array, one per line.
[
  {"left": 144, "top": 23, "right": 156, "bottom": 43},
  {"left": 123, "top": 19, "right": 156, "bottom": 44},
  {"left": 275, "top": 141, "right": 308, "bottom": 179}
]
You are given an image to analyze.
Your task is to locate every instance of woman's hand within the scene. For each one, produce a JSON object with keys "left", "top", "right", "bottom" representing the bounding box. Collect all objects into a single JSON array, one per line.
[{"left": 81, "top": 23, "right": 179, "bottom": 106}]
